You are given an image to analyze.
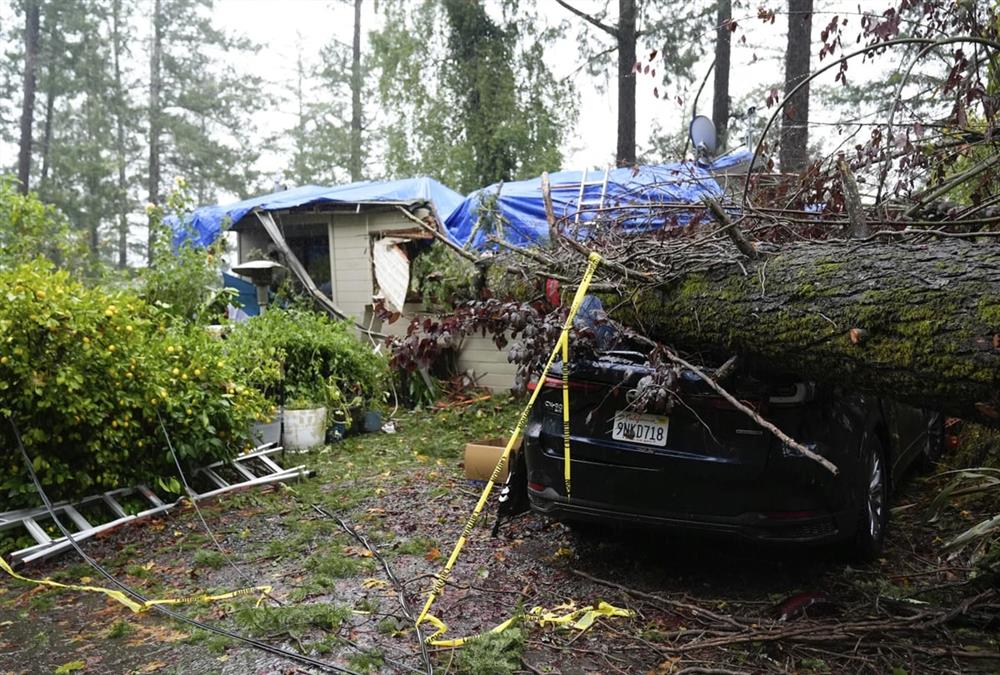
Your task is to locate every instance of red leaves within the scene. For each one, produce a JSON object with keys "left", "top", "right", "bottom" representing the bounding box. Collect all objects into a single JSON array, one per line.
[{"left": 757, "top": 7, "right": 776, "bottom": 24}]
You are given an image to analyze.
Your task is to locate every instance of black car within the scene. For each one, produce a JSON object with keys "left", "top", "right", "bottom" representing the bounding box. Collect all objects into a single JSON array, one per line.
[{"left": 519, "top": 349, "right": 942, "bottom": 559}]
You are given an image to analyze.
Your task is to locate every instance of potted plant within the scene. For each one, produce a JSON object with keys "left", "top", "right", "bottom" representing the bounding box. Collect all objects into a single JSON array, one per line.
[
  {"left": 282, "top": 380, "right": 328, "bottom": 451},
  {"left": 224, "top": 307, "right": 389, "bottom": 451}
]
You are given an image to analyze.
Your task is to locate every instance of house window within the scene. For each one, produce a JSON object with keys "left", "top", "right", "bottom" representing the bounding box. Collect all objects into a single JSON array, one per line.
[{"left": 286, "top": 233, "right": 331, "bottom": 289}]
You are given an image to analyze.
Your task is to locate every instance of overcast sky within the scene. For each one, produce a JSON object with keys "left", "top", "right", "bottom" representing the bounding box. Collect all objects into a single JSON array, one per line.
[
  {"left": 212, "top": 0, "right": 810, "bottom": 183},
  {"left": 0, "top": 0, "right": 897, "bottom": 201}
]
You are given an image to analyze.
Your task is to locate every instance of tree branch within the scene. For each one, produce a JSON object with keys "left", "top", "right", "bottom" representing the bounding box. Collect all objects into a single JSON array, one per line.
[
  {"left": 837, "top": 158, "right": 869, "bottom": 238},
  {"left": 703, "top": 198, "right": 759, "bottom": 260},
  {"left": 553, "top": 0, "right": 618, "bottom": 38}
]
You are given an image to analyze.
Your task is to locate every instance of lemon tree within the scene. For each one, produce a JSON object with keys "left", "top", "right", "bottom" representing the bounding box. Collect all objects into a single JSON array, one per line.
[{"left": 0, "top": 260, "right": 268, "bottom": 508}]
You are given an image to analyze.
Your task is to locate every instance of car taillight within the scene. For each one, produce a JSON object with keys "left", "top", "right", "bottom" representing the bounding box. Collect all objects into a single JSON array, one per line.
[{"left": 528, "top": 482, "right": 545, "bottom": 491}]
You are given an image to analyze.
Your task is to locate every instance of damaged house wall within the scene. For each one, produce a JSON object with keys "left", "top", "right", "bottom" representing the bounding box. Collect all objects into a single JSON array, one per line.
[{"left": 234, "top": 208, "right": 517, "bottom": 392}]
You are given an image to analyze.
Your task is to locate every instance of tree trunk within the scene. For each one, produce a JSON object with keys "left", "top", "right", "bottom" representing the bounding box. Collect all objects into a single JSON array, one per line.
[
  {"left": 113, "top": 0, "right": 129, "bottom": 269},
  {"left": 780, "top": 0, "right": 812, "bottom": 173},
  {"left": 712, "top": 0, "right": 732, "bottom": 149},
  {"left": 616, "top": 0, "right": 636, "bottom": 166},
  {"left": 39, "top": 88, "right": 54, "bottom": 188},
  {"left": 17, "top": 0, "right": 41, "bottom": 195},
  {"left": 147, "top": 0, "right": 163, "bottom": 264},
  {"left": 617, "top": 239, "right": 1000, "bottom": 426},
  {"left": 349, "top": 0, "right": 363, "bottom": 182}
]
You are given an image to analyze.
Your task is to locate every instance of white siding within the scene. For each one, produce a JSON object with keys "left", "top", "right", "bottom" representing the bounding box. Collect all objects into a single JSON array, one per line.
[{"left": 456, "top": 334, "right": 517, "bottom": 392}]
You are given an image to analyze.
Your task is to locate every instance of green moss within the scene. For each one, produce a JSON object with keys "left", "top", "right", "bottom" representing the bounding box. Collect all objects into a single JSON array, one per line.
[
  {"left": 814, "top": 259, "right": 843, "bottom": 276},
  {"left": 677, "top": 275, "right": 708, "bottom": 299},
  {"left": 977, "top": 296, "right": 1000, "bottom": 327}
]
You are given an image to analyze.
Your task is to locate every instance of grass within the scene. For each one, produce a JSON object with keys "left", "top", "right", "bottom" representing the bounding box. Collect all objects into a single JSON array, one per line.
[
  {"left": 347, "top": 648, "right": 385, "bottom": 673},
  {"left": 233, "top": 603, "right": 351, "bottom": 638},
  {"left": 3, "top": 395, "right": 522, "bottom": 670},
  {"left": 186, "top": 628, "right": 236, "bottom": 654},
  {"left": 107, "top": 619, "right": 133, "bottom": 639},
  {"left": 396, "top": 535, "right": 437, "bottom": 556},
  {"left": 304, "top": 548, "right": 371, "bottom": 585},
  {"left": 453, "top": 627, "right": 525, "bottom": 675},
  {"left": 193, "top": 549, "right": 226, "bottom": 570}
]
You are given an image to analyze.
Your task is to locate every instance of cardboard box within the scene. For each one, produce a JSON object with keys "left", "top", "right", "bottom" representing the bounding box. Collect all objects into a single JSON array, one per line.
[{"left": 463, "top": 437, "right": 522, "bottom": 482}]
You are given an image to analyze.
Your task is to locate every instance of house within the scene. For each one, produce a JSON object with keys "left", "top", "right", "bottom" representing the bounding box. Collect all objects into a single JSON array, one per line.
[{"left": 180, "top": 178, "right": 517, "bottom": 391}]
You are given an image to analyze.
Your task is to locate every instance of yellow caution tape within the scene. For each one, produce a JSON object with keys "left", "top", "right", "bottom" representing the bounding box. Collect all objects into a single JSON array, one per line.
[
  {"left": 416, "top": 252, "right": 602, "bottom": 635},
  {"left": 1, "top": 555, "right": 272, "bottom": 613},
  {"left": 560, "top": 255, "right": 608, "bottom": 499},
  {"left": 561, "top": 330, "right": 572, "bottom": 498},
  {"left": 422, "top": 600, "right": 633, "bottom": 648}
]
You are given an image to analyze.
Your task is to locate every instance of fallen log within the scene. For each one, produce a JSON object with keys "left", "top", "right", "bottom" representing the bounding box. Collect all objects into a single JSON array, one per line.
[{"left": 611, "top": 238, "right": 1000, "bottom": 425}]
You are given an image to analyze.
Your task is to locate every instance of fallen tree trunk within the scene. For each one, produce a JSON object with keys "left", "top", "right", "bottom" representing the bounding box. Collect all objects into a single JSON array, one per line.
[{"left": 609, "top": 238, "right": 1000, "bottom": 425}]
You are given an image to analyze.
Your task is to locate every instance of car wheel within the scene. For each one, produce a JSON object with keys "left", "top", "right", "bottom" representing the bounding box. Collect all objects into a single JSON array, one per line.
[{"left": 849, "top": 435, "right": 889, "bottom": 562}]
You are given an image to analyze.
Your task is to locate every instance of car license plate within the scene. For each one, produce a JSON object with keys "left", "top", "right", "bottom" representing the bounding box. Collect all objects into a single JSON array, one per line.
[{"left": 612, "top": 411, "right": 669, "bottom": 447}]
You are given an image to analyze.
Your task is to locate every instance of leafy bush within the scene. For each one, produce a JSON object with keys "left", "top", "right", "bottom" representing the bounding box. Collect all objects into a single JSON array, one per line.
[
  {"left": 0, "top": 260, "right": 268, "bottom": 508},
  {"left": 0, "top": 177, "right": 86, "bottom": 272},
  {"left": 141, "top": 178, "right": 231, "bottom": 325},
  {"left": 223, "top": 307, "right": 387, "bottom": 408},
  {"left": 409, "top": 241, "right": 480, "bottom": 311}
]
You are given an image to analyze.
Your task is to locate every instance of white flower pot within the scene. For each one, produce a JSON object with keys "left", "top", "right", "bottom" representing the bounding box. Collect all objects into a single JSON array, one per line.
[
  {"left": 250, "top": 409, "right": 282, "bottom": 447},
  {"left": 282, "top": 406, "right": 327, "bottom": 451}
]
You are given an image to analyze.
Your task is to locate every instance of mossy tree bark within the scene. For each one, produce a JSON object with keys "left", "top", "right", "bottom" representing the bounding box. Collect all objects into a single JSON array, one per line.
[{"left": 617, "top": 239, "right": 1000, "bottom": 425}]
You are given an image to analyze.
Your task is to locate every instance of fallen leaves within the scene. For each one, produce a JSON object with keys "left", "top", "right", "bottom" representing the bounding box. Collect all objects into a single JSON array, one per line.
[{"left": 342, "top": 545, "right": 374, "bottom": 558}]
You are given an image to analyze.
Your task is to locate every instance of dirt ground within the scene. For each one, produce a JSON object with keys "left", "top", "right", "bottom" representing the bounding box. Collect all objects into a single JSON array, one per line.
[{"left": 1, "top": 397, "right": 998, "bottom": 675}]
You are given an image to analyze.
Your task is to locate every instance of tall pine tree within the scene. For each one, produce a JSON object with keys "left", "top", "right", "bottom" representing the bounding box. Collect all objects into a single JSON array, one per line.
[{"left": 370, "top": 0, "right": 572, "bottom": 194}]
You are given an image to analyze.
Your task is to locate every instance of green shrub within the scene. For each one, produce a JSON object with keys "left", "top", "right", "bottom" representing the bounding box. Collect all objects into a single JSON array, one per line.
[
  {"left": 223, "top": 307, "right": 387, "bottom": 408},
  {"left": 409, "top": 241, "right": 480, "bottom": 311},
  {"left": 141, "top": 178, "right": 231, "bottom": 325},
  {"left": 0, "top": 177, "right": 86, "bottom": 273},
  {"left": 0, "top": 260, "right": 268, "bottom": 508}
]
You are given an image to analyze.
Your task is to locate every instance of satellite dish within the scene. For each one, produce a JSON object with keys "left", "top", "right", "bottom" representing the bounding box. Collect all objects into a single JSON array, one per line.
[{"left": 689, "top": 115, "right": 718, "bottom": 162}]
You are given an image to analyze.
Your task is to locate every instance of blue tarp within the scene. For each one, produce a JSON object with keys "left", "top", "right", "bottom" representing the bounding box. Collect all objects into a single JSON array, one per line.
[
  {"left": 444, "top": 149, "right": 753, "bottom": 250},
  {"left": 173, "top": 177, "right": 466, "bottom": 249}
]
